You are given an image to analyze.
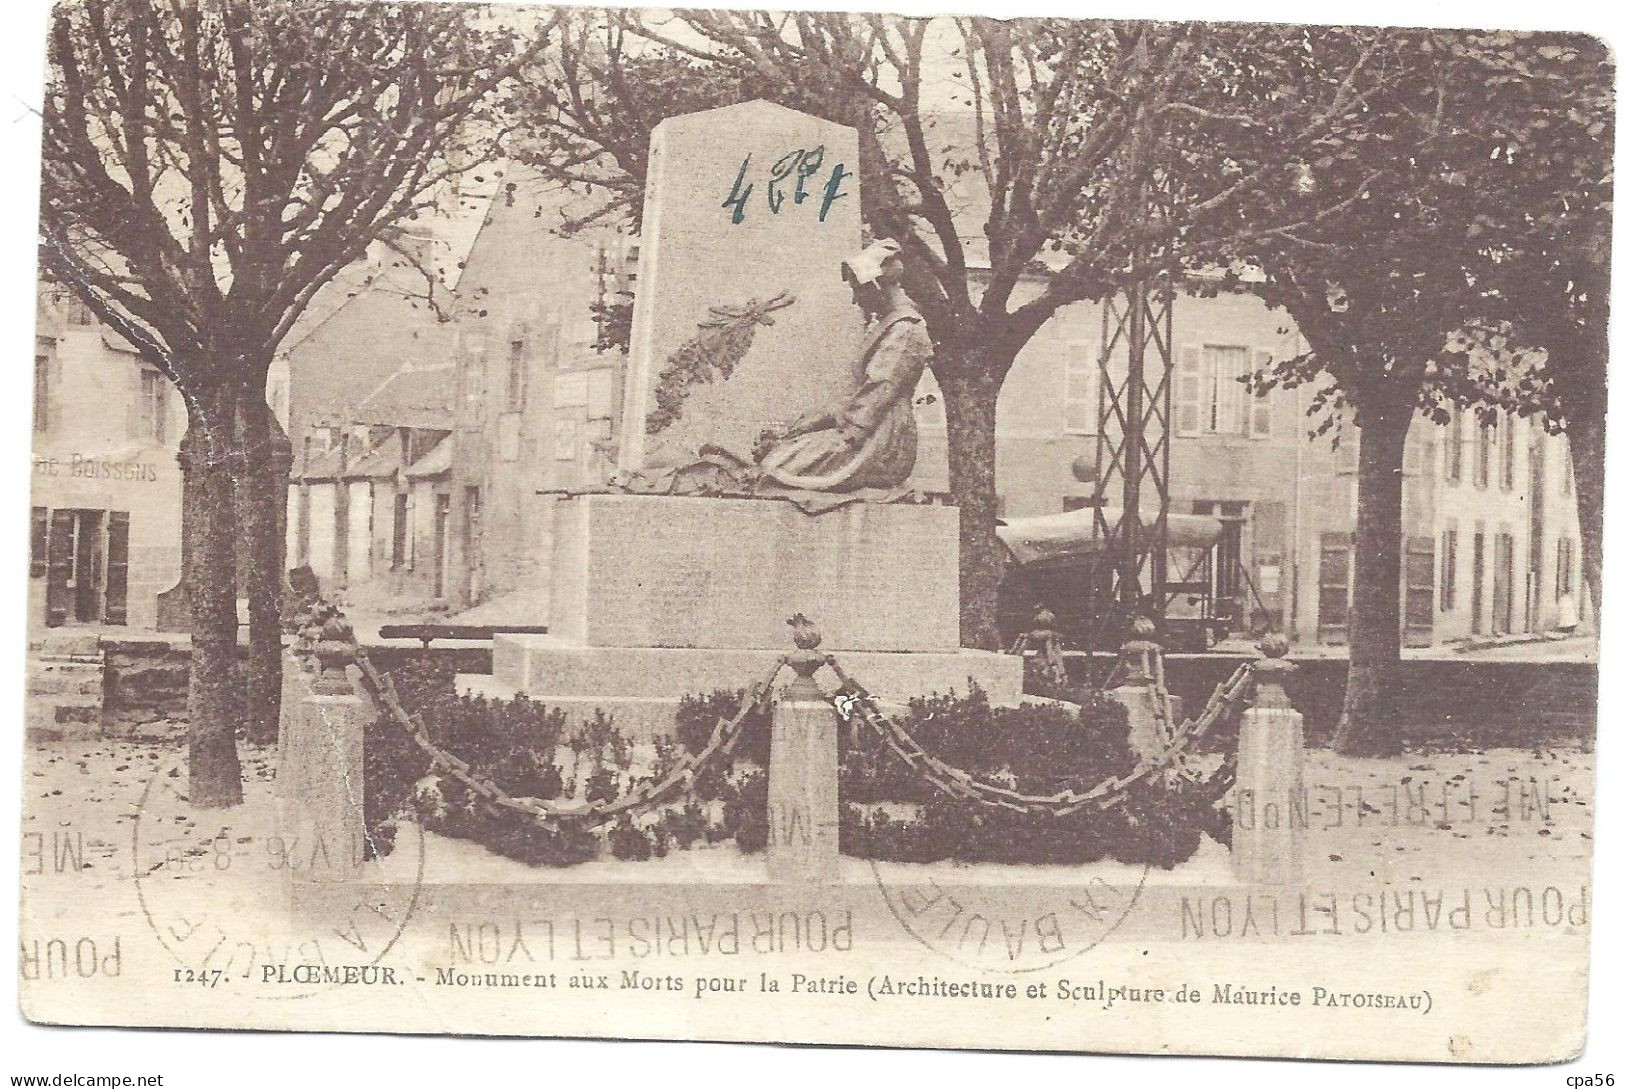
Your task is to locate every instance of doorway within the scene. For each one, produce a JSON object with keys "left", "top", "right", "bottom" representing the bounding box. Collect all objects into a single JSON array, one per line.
[
  {"left": 432, "top": 493, "right": 451, "bottom": 599},
  {"left": 462, "top": 486, "right": 482, "bottom": 604},
  {"left": 38, "top": 508, "right": 130, "bottom": 627}
]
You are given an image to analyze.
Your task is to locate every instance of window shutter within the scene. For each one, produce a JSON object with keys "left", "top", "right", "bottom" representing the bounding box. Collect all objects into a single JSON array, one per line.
[
  {"left": 46, "top": 356, "right": 63, "bottom": 432},
  {"left": 1403, "top": 535, "right": 1435, "bottom": 645},
  {"left": 1249, "top": 350, "right": 1273, "bottom": 436},
  {"left": 1317, "top": 531, "right": 1352, "bottom": 644},
  {"left": 1501, "top": 416, "right": 1517, "bottom": 490},
  {"left": 1176, "top": 346, "right": 1202, "bottom": 434},
  {"left": 153, "top": 378, "right": 169, "bottom": 445},
  {"left": 30, "top": 507, "right": 47, "bottom": 579},
  {"left": 46, "top": 510, "right": 73, "bottom": 627},
  {"left": 127, "top": 366, "right": 144, "bottom": 440},
  {"left": 104, "top": 511, "right": 130, "bottom": 625}
]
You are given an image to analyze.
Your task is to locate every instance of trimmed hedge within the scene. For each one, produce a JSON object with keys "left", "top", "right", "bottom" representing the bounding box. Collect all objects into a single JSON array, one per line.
[
  {"left": 362, "top": 658, "right": 1228, "bottom": 871},
  {"left": 838, "top": 685, "right": 1228, "bottom": 869},
  {"left": 363, "top": 656, "right": 770, "bottom": 866}
]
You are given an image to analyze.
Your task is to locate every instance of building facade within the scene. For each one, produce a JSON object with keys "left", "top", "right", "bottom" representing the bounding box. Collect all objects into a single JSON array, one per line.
[
  {"left": 29, "top": 287, "right": 184, "bottom": 632},
  {"left": 434, "top": 170, "right": 628, "bottom": 620},
  {"left": 950, "top": 279, "right": 1584, "bottom": 648}
]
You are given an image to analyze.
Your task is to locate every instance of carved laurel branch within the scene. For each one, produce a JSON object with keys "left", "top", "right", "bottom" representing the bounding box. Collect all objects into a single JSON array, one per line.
[{"left": 644, "top": 291, "right": 798, "bottom": 436}]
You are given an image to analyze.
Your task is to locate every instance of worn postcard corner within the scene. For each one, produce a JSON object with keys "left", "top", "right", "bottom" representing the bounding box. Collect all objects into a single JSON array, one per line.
[{"left": 20, "top": 0, "right": 1608, "bottom": 1063}]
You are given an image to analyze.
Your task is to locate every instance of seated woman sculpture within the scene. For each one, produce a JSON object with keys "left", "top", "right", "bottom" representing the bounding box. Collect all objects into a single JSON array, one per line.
[
  {"left": 612, "top": 238, "right": 933, "bottom": 513},
  {"left": 753, "top": 237, "right": 931, "bottom": 496}
]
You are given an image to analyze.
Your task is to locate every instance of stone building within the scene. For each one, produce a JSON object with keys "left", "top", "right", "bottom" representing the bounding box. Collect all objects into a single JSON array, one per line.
[
  {"left": 1429, "top": 408, "right": 1585, "bottom": 642},
  {"left": 918, "top": 274, "right": 1585, "bottom": 647},
  {"left": 428, "top": 169, "right": 627, "bottom": 619},
  {"left": 28, "top": 287, "right": 184, "bottom": 632},
  {"left": 287, "top": 364, "right": 456, "bottom": 609},
  {"left": 274, "top": 171, "right": 625, "bottom": 618}
]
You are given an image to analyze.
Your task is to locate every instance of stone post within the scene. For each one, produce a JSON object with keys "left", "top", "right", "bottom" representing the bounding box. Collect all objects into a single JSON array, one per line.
[
  {"left": 1107, "top": 616, "right": 1174, "bottom": 761},
  {"left": 1231, "top": 634, "right": 1305, "bottom": 885},
  {"left": 767, "top": 616, "right": 841, "bottom": 884},
  {"left": 277, "top": 649, "right": 369, "bottom": 884},
  {"left": 274, "top": 649, "right": 306, "bottom": 795}
]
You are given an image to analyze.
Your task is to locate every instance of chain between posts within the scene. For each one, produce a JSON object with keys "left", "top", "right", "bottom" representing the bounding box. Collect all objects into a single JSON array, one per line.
[
  {"left": 353, "top": 653, "right": 786, "bottom": 826},
  {"left": 296, "top": 595, "right": 1254, "bottom": 830},
  {"left": 822, "top": 654, "right": 1253, "bottom": 817},
  {"left": 288, "top": 591, "right": 791, "bottom": 828}
]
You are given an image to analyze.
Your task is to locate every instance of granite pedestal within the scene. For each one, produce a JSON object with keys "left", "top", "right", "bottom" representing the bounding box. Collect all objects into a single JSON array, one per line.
[
  {"left": 548, "top": 493, "right": 960, "bottom": 651},
  {"left": 459, "top": 493, "right": 1023, "bottom": 736}
]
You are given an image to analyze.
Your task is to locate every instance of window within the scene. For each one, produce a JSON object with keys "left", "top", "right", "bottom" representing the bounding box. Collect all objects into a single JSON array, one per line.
[
  {"left": 1404, "top": 535, "right": 1435, "bottom": 645},
  {"left": 554, "top": 418, "right": 579, "bottom": 461},
  {"left": 1473, "top": 421, "right": 1493, "bottom": 489},
  {"left": 66, "top": 295, "right": 94, "bottom": 326},
  {"left": 1444, "top": 412, "right": 1464, "bottom": 482},
  {"left": 1247, "top": 351, "right": 1273, "bottom": 437},
  {"left": 1402, "top": 430, "right": 1433, "bottom": 477},
  {"left": 139, "top": 370, "right": 168, "bottom": 444},
  {"left": 30, "top": 507, "right": 47, "bottom": 579},
  {"left": 1492, "top": 531, "right": 1515, "bottom": 633},
  {"left": 1317, "top": 532, "right": 1351, "bottom": 643},
  {"left": 506, "top": 337, "right": 526, "bottom": 408},
  {"left": 1063, "top": 336, "right": 1095, "bottom": 433},
  {"left": 1528, "top": 431, "right": 1546, "bottom": 496},
  {"left": 463, "top": 486, "right": 482, "bottom": 602},
  {"left": 1439, "top": 526, "right": 1458, "bottom": 612},
  {"left": 432, "top": 493, "right": 452, "bottom": 599},
  {"left": 1470, "top": 524, "right": 1486, "bottom": 635},
  {"left": 1556, "top": 537, "right": 1575, "bottom": 598},
  {"left": 1562, "top": 441, "right": 1573, "bottom": 496},
  {"left": 459, "top": 328, "right": 488, "bottom": 423},
  {"left": 391, "top": 492, "right": 409, "bottom": 571},
  {"left": 1177, "top": 345, "right": 1262, "bottom": 436},
  {"left": 1500, "top": 416, "right": 1517, "bottom": 491},
  {"left": 295, "top": 486, "right": 311, "bottom": 567},
  {"left": 33, "top": 351, "right": 50, "bottom": 433}
]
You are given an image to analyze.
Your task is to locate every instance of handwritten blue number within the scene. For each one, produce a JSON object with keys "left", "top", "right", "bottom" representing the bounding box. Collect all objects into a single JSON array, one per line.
[
  {"left": 819, "top": 163, "right": 850, "bottom": 222},
  {"left": 722, "top": 154, "right": 753, "bottom": 225}
]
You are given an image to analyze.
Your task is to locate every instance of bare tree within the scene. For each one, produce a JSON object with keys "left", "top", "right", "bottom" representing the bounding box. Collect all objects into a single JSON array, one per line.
[{"left": 41, "top": 0, "right": 544, "bottom": 805}]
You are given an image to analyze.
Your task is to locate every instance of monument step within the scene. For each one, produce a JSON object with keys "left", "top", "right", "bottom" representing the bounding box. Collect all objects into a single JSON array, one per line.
[{"left": 492, "top": 635, "right": 1023, "bottom": 706}]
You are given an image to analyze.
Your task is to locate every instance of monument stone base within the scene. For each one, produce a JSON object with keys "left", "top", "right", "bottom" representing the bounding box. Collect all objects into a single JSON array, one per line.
[
  {"left": 459, "top": 493, "right": 1023, "bottom": 736},
  {"left": 548, "top": 493, "right": 960, "bottom": 652}
]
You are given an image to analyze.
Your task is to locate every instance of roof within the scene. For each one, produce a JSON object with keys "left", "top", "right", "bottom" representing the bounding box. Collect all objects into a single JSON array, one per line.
[
  {"left": 345, "top": 431, "right": 404, "bottom": 480},
  {"left": 404, "top": 434, "right": 454, "bottom": 479},
  {"left": 997, "top": 508, "right": 1224, "bottom": 566},
  {"left": 301, "top": 443, "right": 346, "bottom": 481},
  {"left": 355, "top": 365, "right": 457, "bottom": 429}
]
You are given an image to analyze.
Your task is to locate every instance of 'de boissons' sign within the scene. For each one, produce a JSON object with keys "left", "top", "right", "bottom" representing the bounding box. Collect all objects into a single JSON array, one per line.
[{"left": 722, "top": 145, "right": 850, "bottom": 225}]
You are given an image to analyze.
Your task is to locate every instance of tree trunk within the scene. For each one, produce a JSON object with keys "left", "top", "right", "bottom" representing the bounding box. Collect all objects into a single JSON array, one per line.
[
  {"left": 1333, "top": 409, "right": 1410, "bottom": 757},
  {"left": 1568, "top": 409, "right": 1604, "bottom": 613},
  {"left": 937, "top": 361, "right": 1006, "bottom": 651},
  {"left": 1547, "top": 318, "right": 1606, "bottom": 616},
  {"left": 181, "top": 389, "right": 245, "bottom": 808},
  {"left": 236, "top": 393, "right": 293, "bottom": 746}
]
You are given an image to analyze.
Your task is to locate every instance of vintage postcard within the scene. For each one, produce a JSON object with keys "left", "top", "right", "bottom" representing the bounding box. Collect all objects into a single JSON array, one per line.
[{"left": 17, "top": 0, "right": 1609, "bottom": 1063}]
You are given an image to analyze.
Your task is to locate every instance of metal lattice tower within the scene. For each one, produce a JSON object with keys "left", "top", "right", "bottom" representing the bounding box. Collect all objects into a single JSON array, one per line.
[{"left": 1092, "top": 181, "right": 1177, "bottom": 627}]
